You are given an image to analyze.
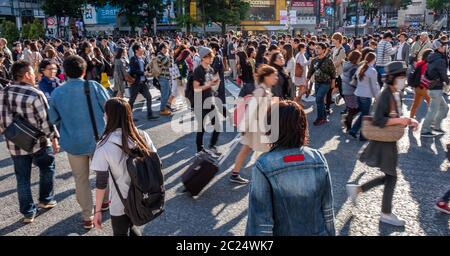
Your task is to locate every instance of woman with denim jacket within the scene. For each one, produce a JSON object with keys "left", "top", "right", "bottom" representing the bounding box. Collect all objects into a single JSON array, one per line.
[
  {"left": 246, "top": 100, "right": 335, "bottom": 236},
  {"left": 346, "top": 61, "right": 419, "bottom": 227}
]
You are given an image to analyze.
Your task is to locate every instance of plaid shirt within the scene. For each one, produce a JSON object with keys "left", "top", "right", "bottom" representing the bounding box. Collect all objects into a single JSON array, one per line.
[
  {"left": 157, "top": 52, "right": 171, "bottom": 79},
  {"left": 0, "top": 83, "right": 59, "bottom": 156}
]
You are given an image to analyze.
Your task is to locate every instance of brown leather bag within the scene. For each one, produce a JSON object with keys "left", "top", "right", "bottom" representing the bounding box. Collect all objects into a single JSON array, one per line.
[
  {"left": 124, "top": 72, "right": 135, "bottom": 85},
  {"left": 295, "top": 62, "right": 303, "bottom": 78},
  {"left": 361, "top": 94, "right": 405, "bottom": 142}
]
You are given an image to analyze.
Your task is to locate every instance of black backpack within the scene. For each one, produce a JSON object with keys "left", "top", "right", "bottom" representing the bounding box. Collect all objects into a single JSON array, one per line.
[
  {"left": 184, "top": 74, "right": 195, "bottom": 109},
  {"left": 110, "top": 142, "right": 165, "bottom": 226},
  {"left": 407, "top": 63, "right": 424, "bottom": 88}
]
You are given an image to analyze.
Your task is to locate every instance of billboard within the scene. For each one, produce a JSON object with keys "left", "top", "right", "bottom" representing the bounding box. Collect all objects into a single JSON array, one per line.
[
  {"left": 244, "top": 0, "right": 276, "bottom": 21},
  {"left": 83, "top": 4, "right": 119, "bottom": 25},
  {"left": 291, "top": 0, "right": 315, "bottom": 7}
]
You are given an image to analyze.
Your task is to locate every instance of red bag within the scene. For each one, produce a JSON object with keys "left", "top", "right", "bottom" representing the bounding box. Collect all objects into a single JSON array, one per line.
[
  {"left": 236, "top": 77, "right": 242, "bottom": 86},
  {"left": 420, "top": 75, "right": 437, "bottom": 89}
]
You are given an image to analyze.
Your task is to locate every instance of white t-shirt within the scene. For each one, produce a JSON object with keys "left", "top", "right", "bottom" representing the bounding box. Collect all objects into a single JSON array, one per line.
[
  {"left": 294, "top": 52, "right": 309, "bottom": 86},
  {"left": 90, "top": 129, "right": 157, "bottom": 216}
]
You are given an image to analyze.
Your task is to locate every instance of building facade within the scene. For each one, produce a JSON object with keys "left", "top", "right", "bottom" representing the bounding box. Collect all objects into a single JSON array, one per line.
[
  {"left": 397, "top": 0, "right": 433, "bottom": 28},
  {"left": 0, "top": 0, "right": 45, "bottom": 29}
]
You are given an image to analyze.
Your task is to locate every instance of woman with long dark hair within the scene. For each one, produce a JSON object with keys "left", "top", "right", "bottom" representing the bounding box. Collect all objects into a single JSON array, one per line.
[
  {"left": 348, "top": 52, "right": 380, "bottom": 141},
  {"left": 113, "top": 47, "right": 129, "bottom": 98},
  {"left": 236, "top": 50, "right": 255, "bottom": 97},
  {"left": 91, "top": 98, "right": 157, "bottom": 236},
  {"left": 269, "top": 51, "right": 290, "bottom": 99},
  {"left": 80, "top": 42, "right": 103, "bottom": 82},
  {"left": 255, "top": 44, "right": 268, "bottom": 68}
]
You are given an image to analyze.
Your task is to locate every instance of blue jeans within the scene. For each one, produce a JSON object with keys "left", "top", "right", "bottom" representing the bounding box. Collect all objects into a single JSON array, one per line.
[
  {"left": 422, "top": 90, "right": 449, "bottom": 133},
  {"left": 315, "top": 83, "right": 331, "bottom": 120},
  {"left": 350, "top": 97, "right": 372, "bottom": 137},
  {"left": 375, "top": 66, "right": 385, "bottom": 88},
  {"left": 442, "top": 189, "right": 450, "bottom": 202},
  {"left": 12, "top": 147, "right": 55, "bottom": 217},
  {"left": 159, "top": 77, "right": 171, "bottom": 111}
]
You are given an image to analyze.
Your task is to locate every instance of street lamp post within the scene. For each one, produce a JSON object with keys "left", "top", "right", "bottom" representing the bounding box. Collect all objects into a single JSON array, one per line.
[
  {"left": 287, "top": 0, "right": 291, "bottom": 36},
  {"left": 355, "top": 0, "right": 359, "bottom": 37}
]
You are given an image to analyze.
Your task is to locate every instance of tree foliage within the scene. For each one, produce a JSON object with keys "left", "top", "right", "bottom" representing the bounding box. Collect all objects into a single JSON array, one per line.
[
  {"left": 92, "top": 0, "right": 164, "bottom": 33},
  {"left": 198, "top": 0, "right": 250, "bottom": 34},
  {"left": 42, "top": 0, "right": 84, "bottom": 18},
  {"left": 21, "top": 19, "right": 46, "bottom": 39},
  {"left": 0, "top": 21, "right": 20, "bottom": 46},
  {"left": 427, "top": 0, "right": 450, "bottom": 14}
]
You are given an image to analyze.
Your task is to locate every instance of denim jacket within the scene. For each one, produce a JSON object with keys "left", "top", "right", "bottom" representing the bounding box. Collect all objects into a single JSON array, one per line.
[
  {"left": 246, "top": 146, "right": 335, "bottom": 236},
  {"left": 49, "top": 78, "right": 109, "bottom": 155}
]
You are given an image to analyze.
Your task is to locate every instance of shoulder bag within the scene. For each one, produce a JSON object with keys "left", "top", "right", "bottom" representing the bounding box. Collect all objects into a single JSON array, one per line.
[
  {"left": 2, "top": 87, "right": 46, "bottom": 152},
  {"left": 84, "top": 80, "right": 100, "bottom": 142},
  {"left": 361, "top": 79, "right": 405, "bottom": 142}
]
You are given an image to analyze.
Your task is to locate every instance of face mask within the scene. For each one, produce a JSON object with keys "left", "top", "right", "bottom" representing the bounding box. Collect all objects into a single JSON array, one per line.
[
  {"left": 395, "top": 78, "right": 406, "bottom": 91},
  {"left": 103, "top": 114, "right": 108, "bottom": 124}
]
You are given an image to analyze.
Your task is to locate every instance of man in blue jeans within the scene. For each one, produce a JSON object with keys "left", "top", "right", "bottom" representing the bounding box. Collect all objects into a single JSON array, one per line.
[
  {"left": 306, "top": 43, "right": 336, "bottom": 126},
  {"left": 156, "top": 42, "right": 173, "bottom": 116},
  {"left": 0, "top": 61, "right": 60, "bottom": 223}
]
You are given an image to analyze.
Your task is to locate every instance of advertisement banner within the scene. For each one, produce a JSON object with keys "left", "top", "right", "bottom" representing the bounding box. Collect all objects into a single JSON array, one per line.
[
  {"left": 291, "top": 0, "right": 315, "bottom": 7},
  {"left": 289, "top": 10, "right": 297, "bottom": 24},
  {"left": 297, "top": 16, "right": 316, "bottom": 25},
  {"left": 96, "top": 5, "right": 119, "bottom": 24},
  {"left": 83, "top": 4, "right": 119, "bottom": 25},
  {"left": 280, "top": 10, "right": 288, "bottom": 25},
  {"left": 320, "top": 0, "right": 325, "bottom": 16}
]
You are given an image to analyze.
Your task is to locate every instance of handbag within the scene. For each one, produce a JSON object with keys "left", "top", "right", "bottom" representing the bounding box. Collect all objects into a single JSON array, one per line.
[
  {"left": 361, "top": 116, "right": 405, "bottom": 142},
  {"left": 420, "top": 73, "right": 438, "bottom": 89},
  {"left": 2, "top": 88, "right": 45, "bottom": 152},
  {"left": 361, "top": 82, "right": 405, "bottom": 142}
]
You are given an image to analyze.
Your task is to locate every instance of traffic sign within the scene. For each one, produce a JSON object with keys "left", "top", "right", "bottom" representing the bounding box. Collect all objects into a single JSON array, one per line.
[{"left": 326, "top": 7, "right": 334, "bottom": 16}]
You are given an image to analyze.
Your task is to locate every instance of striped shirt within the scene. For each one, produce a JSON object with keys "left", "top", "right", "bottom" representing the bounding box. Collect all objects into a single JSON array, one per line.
[
  {"left": 0, "top": 83, "right": 58, "bottom": 156},
  {"left": 376, "top": 40, "right": 397, "bottom": 66}
]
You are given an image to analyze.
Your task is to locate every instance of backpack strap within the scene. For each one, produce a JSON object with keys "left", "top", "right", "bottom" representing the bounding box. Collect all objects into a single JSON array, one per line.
[
  {"left": 84, "top": 80, "right": 99, "bottom": 141},
  {"left": 108, "top": 167, "right": 127, "bottom": 207}
]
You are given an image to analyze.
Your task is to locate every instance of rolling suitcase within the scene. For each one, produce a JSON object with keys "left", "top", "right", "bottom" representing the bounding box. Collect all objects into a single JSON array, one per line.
[{"left": 182, "top": 151, "right": 219, "bottom": 197}]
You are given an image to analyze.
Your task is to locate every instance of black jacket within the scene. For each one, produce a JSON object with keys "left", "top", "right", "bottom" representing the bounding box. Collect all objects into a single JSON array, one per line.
[
  {"left": 271, "top": 64, "right": 290, "bottom": 99},
  {"left": 426, "top": 51, "right": 449, "bottom": 90},
  {"left": 129, "top": 56, "right": 148, "bottom": 85}
]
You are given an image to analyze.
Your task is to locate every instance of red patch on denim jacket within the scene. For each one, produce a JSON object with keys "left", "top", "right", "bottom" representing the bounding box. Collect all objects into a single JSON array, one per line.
[{"left": 283, "top": 154, "right": 305, "bottom": 163}]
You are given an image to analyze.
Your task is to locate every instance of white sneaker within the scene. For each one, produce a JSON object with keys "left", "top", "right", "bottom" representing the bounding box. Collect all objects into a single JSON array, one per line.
[
  {"left": 346, "top": 184, "right": 360, "bottom": 205},
  {"left": 380, "top": 213, "right": 406, "bottom": 227}
]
